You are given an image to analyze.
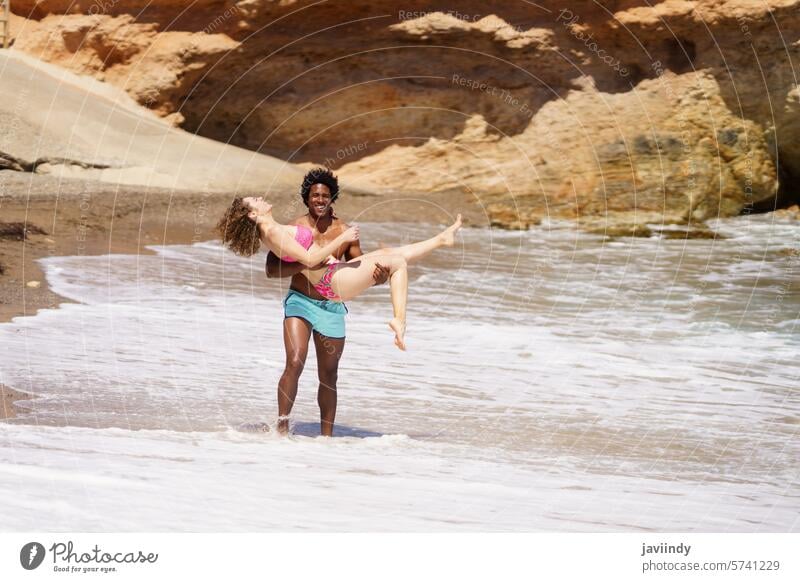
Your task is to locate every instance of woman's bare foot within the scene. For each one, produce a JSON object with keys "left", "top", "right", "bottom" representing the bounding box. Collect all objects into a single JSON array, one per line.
[
  {"left": 439, "top": 213, "right": 463, "bottom": 247},
  {"left": 388, "top": 318, "right": 406, "bottom": 351}
]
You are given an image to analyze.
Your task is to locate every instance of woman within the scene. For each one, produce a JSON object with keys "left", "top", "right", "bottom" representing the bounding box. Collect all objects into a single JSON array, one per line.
[{"left": 217, "top": 196, "right": 461, "bottom": 350}]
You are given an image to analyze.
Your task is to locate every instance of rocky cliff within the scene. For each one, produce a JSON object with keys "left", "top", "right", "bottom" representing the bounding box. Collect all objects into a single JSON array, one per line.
[{"left": 7, "top": 0, "right": 800, "bottom": 228}]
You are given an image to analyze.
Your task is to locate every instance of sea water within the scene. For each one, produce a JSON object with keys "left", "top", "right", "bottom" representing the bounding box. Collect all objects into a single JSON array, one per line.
[{"left": 0, "top": 215, "right": 798, "bottom": 531}]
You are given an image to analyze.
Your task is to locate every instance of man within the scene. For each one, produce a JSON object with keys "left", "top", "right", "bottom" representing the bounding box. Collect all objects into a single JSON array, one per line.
[{"left": 266, "top": 167, "right": 388, "bottom": 436}]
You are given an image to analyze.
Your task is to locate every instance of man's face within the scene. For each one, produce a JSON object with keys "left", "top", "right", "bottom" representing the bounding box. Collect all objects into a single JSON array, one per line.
[{"left": 308, "top": 184, "right": 333, "bottom": 218}]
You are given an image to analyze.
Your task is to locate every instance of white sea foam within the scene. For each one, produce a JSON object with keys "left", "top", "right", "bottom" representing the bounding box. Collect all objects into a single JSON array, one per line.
[{"left": 0, "top": 217, "right": 798, "bottom": 531}]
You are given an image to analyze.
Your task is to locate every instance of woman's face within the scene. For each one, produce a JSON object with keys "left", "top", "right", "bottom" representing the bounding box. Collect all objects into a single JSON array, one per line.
[{"left": 243, "top": 196, "right": 273, "bottom": 217}]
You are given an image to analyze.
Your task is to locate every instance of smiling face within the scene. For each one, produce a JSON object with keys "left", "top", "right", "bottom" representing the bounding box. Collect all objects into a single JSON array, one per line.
[{"left": 307, "top": 184, "right": 333, "bottom": 219}]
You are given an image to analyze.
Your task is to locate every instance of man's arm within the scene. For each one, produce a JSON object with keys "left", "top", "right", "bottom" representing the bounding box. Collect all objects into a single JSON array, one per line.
[
  {"left": 345, "top": 235, "right": 364, "bottom": 260},
  {"left": 265, "top": 251, "right": 307, "bottom": 279}
]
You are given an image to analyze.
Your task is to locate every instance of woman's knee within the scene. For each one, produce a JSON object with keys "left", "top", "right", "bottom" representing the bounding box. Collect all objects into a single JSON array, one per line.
[{"left": 388, "top": 255, "right": 407, "bottom": 273}]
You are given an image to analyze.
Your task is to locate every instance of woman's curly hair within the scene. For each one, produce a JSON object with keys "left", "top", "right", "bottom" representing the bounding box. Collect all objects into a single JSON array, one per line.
[
  {"left": 300, "top": 167, "right": 339, "bottom": 206},
  {"left": 216, "top": 197, "right": 261, "bottom": 257}
]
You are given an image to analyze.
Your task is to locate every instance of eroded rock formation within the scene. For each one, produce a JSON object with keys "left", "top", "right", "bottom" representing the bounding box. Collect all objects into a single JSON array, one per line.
[{"left": 7, "top": 1, "right": 800, "bottom": 227}]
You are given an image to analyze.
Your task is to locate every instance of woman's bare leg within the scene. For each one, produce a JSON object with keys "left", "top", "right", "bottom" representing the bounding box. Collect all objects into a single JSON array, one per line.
[
  {"left": 388, "top": 260, "right": 408, "bottom": 350},
  {"left": 360, "top": 214, "right": 462, "bottom": 265},
  {"left": 327, "top": 216, "right": 461, "bottom": 349},
  {"left": 331, "top": 254, "right": 409, "bottom": 349}
]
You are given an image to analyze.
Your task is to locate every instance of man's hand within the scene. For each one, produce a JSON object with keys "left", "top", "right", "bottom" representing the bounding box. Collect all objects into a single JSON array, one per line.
[{"left": 372, "top": 263, "right": 390, "bottom": 286}]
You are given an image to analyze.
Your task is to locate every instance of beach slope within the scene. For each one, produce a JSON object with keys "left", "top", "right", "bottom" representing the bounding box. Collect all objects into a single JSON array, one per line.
[{"left": 0, "top": 49, "right": 304, "bottom": 193}]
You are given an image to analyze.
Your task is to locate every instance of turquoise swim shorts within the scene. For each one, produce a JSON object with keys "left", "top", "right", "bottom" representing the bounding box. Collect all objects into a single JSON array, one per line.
[{"left": 283, "top": 289, "right": 348, "bottom": 338}]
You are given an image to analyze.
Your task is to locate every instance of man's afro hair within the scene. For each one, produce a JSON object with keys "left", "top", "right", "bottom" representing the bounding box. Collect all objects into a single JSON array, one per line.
[{"left": 300, "top": 167, "right": 340, "bottom": 206}]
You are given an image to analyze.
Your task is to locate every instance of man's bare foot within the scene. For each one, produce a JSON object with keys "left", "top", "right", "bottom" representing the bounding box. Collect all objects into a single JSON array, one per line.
[
  {"left": 440, "top": 213, "right": 463, "bottom": 246},
  {"left": 277, "top": 415, "right": 291, "bottom": 435},
  {"left": 388, "top": 318, "right": 406, "bottom": 350}
]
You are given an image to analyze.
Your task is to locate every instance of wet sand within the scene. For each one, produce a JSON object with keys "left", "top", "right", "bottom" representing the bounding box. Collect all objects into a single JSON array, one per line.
[{"left": 0, "top": 384, "right": 30, "bottom": 420}]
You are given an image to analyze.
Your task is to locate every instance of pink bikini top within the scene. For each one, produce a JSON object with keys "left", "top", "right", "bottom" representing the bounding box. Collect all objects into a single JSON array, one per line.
[{"left": 280, "top": 225, "right": 314, "bottom": 262}]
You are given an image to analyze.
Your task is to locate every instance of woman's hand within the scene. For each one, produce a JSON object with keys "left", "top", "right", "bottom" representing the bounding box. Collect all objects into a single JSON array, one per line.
[{"left": 340, "top": 225, "right": 360, "bottom": 243}]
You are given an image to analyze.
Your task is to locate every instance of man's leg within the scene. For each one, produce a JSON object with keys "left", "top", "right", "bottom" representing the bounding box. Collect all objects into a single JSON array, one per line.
[
  {"left": 277, "top": 317, "right": 312, "bottom": 434},
  {"left": 313, "top": 331, "right": 345, "bottom": 437}
]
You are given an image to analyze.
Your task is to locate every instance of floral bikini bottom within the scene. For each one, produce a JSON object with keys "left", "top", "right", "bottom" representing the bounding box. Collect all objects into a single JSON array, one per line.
[{"left": 313, "top": 260, "right": 341, "bottom": 301}]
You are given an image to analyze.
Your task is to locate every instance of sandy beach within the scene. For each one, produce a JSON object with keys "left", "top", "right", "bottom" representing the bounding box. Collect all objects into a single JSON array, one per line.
[{"left": 0, "top": 383, "right": 29, "bottom": 420}]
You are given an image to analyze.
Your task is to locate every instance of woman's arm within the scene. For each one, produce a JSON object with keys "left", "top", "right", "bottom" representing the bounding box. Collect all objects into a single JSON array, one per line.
[{"left": 261, "top": 224, "right": 358, "bottom": 267}]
